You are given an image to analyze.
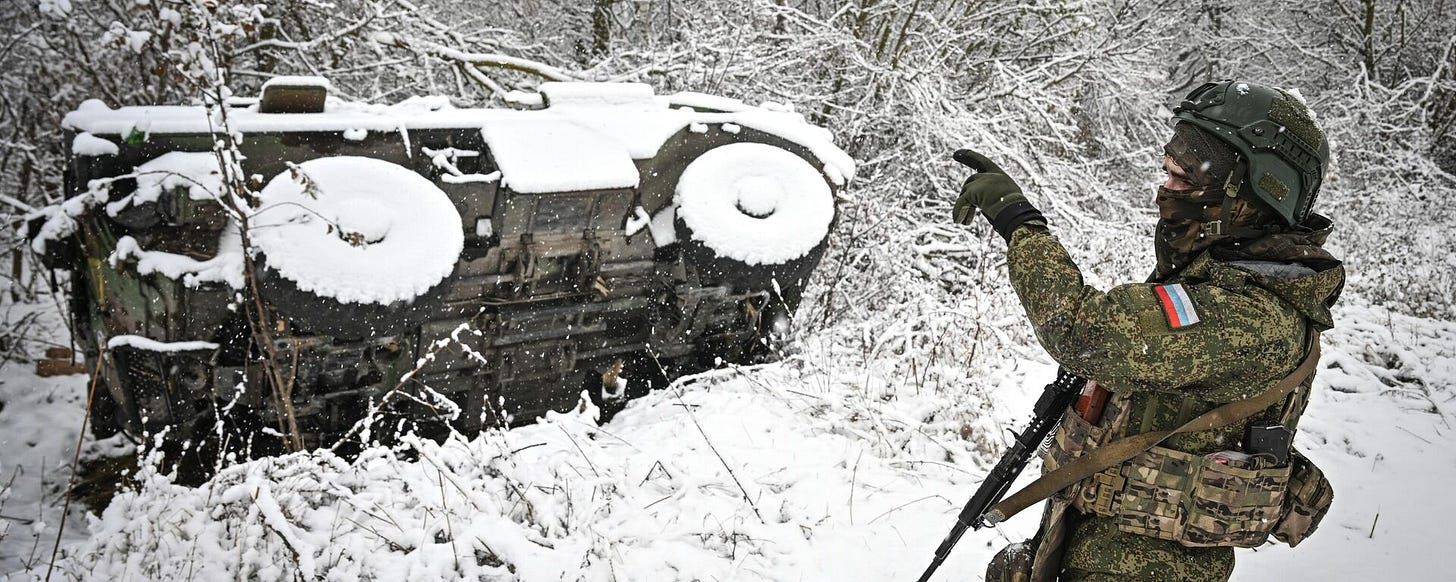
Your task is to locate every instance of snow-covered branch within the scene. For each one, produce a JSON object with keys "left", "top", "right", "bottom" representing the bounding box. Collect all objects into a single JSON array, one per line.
[{"left": 366, "top": 31, "right": 577, "bottom": 83}]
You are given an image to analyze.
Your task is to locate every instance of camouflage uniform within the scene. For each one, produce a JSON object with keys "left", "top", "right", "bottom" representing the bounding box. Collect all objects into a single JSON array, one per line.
[
  {"left": 958, "top": 81, "right": 1335, "bottom": 582},
  {"left": 1003, "top": 223, "right": 1344, "bottom": 581}
]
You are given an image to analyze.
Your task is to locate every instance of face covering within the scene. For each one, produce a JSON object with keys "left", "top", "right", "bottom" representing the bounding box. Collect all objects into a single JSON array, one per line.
[
  {"left": 1152, "top": 122, "right": 1277, "bottom": 279},
  {"left": 1152, "top": 182, "right": 1287, "bottom": 279},
  {"left": 1153, "top": 184, "right": 1223, "bottom": 279}
]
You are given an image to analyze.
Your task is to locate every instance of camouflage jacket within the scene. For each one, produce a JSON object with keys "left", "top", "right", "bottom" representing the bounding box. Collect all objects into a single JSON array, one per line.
[{"left": 1005, "top": 225, "right": 1344, "bottom": 453}]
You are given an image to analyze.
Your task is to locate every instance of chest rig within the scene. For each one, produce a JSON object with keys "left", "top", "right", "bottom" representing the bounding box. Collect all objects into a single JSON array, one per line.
[{"left": 1039, "top": 343, "right": 1327, "bottom": 548}]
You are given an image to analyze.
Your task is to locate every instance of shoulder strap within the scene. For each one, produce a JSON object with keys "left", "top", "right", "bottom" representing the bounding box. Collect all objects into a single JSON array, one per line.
[{"left": 983, "top": 334, "right": 1321, "bottom": 526}]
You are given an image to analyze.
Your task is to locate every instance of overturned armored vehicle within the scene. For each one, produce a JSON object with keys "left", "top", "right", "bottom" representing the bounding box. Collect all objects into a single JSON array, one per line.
[{"left": 30, "top": 78, "right": 853, "bottom": 453}]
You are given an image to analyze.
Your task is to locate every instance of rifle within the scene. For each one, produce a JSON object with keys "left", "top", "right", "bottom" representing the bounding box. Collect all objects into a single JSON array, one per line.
[{"left": 914, "top": 369, "right": 1086, "bottom": 582}]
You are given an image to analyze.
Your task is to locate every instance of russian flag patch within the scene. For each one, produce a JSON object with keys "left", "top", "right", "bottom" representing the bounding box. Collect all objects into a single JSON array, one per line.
[{"left": 1154, "top": 283, "right": 1201, "bottom": 329}]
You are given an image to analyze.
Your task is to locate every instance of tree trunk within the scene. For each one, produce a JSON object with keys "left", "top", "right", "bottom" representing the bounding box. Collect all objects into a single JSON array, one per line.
[
  {"left": 1362, "top": 0, "right": 1378, "bottom": 80},
  {"left": 592, "top": 0, "right": 615, "bottom": 58}
]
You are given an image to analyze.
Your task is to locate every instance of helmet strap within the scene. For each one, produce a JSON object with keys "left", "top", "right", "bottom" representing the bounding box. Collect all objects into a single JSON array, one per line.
[{"left": 1201, "top": 155, "right": 1245, "bottom": 238}]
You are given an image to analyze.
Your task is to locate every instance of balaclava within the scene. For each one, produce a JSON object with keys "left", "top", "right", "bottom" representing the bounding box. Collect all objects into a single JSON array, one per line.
[{"left": 1153, "top": 122, "right": 1279, "bottom": 279}]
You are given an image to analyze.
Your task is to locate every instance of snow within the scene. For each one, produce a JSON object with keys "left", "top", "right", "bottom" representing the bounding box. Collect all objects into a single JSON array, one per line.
[
  {"left": 624, "top": 206, "right": 652, "bottom": 237},
  {"left": 423, "top": 147, "right": 501, "bottom": 184},
  {"left": 261, "top": 76, "right": 331, "bottom": 90},
  {"left": 1284, "top": 87, "right": 1316, "bottom": 119},
  {"left": 59, "top": 84, "right": 856, "bottom": 190},
  {"left": 27, "top": 179, "right": 110, "bottom": 255},
  {"left": 665, "top": 92, "right": 752, "bottom": 113},
  {"left": 758, "top": 101, "right": 796, "bottom": 113},
  {"left": 479, "top": 117, "right": 640, "bottom": 193},
  {"left": 106, "top": 335, "right": 219, "bottom": 352},
  {"left": 248, "top": 156, "right": 464, "bottom": 305},
  {"left": 7, "top": 300, "right": 1447, "bottom": 580},
  {"left": 102, "top": 23, "right": 151, "bottom": 54},
  {"left": 110, "top": 229, "right": 245, "bottom": 289},
  {"left": 675, "top": 143, "right": 835, "bottom": 265},
  {"left": 73, "top": 99, "right": 110, "bottom": 115},
  {"left": 442, "top": 171, "right": 501, "bottom": 185},
  {"left": 0, "top": 303, "right": 91, "bottom": 573},
  {"left": 648, "top": 205, "right": 677, "bottom": 247},
  {"left": 38, "top": 0, "right": 71, "bottom": 18},
  {"left": 539, "top": 82, "right": 656, "bottom": 108},
  {"left": 1, "top": 192, "right": 35, "bottom": 213},
  {"left": 397, "top": 124, "right": 412, "bottom": 157},
  {"left": 501, "top": 91, "right": 545, "bottom": 107},
  {"left": 106, "top": 151, "right": 223, "bottom": 216},
  {"left": 70, "top": 133, "right": 117, "bottom": 156}
]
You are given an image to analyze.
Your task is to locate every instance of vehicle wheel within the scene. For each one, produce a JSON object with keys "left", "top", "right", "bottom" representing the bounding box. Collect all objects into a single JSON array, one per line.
[
  {"left": 673, "top": 142, "right": 836, "bottom": 294},
  {"left": 255, "top": 261, "right": 448, "bottom": 339},
  {"left": 248, "top": 156, "right": 464, "bottom": 339}
]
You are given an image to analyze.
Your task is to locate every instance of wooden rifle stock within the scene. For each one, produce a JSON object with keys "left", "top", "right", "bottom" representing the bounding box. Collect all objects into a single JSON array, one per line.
[{"left": 1073, "top": 381, "right": 1110, "bottom": 424}]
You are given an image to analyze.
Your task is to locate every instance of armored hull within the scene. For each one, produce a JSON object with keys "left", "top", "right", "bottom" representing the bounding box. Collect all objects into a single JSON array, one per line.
[{"left": 30, "top": 80, "right": 853, "bottom": 450}]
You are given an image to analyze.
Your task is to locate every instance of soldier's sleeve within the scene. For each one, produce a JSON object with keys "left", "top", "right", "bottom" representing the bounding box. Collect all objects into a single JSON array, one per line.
[{"left": 1005, "top": 226, "right": 1300, "bottom": 397}]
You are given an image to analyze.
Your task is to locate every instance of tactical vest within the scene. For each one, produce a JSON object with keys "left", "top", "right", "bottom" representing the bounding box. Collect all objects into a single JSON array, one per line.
[{"left": 1041, "top": 374, "right": 1332, "bottom": 548}]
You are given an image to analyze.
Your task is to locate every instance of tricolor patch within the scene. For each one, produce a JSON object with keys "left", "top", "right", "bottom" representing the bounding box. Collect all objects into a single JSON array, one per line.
[{"left": 1154, "top": 283, "right": 1201, "bottom": 329}]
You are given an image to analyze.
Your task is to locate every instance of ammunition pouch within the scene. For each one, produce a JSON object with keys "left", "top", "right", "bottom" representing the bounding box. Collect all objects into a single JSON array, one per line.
[
  {"left": 1272, "top": 448, "right": 1334, "bottom": 547},
  {"left": 986, "top": 497, "right": 1076, "bottom": 582},
  {"left": 1037, "top": 330, "right": 1334, "bottom": 550},
  {"left": 1079, "top": 445, "right": 1291, "bottom": 547},
  {"left": 1042, "top": 405, "right": 1106, "bottom": 478},
  {"left": 1045, "top": 421, "right": 1332, "bottom": 548},
  {"left": 984, "top": 541, "right": 1035, "bottom": 582}
]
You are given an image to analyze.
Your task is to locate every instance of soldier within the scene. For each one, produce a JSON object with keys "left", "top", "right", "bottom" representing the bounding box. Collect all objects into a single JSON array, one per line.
[{"left": 955, "top": 80, "right": 1342, "bottom": 581}]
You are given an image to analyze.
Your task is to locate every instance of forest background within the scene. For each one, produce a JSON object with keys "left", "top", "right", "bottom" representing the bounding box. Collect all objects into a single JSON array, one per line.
[{"left": 3, "top": 0, "right": 1453, "bottom": 324}]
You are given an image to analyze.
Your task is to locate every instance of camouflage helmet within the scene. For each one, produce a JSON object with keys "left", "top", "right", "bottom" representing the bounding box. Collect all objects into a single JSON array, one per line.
[{"left": 1171, "top": 80, "right": 1329, "bottom": 226}]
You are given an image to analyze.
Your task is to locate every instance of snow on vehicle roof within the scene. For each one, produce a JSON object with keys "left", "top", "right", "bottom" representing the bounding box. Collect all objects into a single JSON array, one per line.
[
  {"left": 72, "top": 132, "right": 119, "bottom": 156},
  {"left": 662, "top": 91, "right": 754, "bottom": 113},
  {"left": 479, "top": 116, "right": 639, "bottom": 194},
  {"left": 539, "top": 81, "right": 655, "bottom": 108},
  {"left": 261, "top": 75, "right": 332, "bottom": 90},
  {"left": 250, "top": 156, "right": 464, "bottom": 305},
  {"left": 61, "top": 83, "right": 856, "bottom": 188}
]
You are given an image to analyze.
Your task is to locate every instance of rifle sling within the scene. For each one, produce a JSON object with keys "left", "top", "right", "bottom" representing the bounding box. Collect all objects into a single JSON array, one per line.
[{"left": 984, "top": 335, "right": 1321, "bottom": 525}]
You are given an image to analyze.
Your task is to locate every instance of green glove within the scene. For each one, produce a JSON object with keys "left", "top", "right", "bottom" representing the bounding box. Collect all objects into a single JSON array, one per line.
[{"left": 952, "top": 149, "right": 1046, "bottom": 240}]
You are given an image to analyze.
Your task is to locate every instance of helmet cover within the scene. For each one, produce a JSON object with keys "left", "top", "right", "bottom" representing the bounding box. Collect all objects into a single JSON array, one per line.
[{"left": 1171, "top": 80, "right": 1329, "bottom": 225}]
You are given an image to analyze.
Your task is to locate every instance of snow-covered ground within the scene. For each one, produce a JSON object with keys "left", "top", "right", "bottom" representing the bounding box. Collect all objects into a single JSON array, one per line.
[
  {"left": 1, "top": 291, "right": 1451, "bottom": 580},
  {"left": 0, "top": 298, "right": 92, "bottom": 574}
]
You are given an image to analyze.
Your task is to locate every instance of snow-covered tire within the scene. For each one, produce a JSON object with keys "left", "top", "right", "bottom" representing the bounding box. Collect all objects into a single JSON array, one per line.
[
  {"left": 256, "top": 262, "right": 448, "bottom": 338},
  {"left": 674, "top": 142, "right": 836, "bottom": 294},
  {"left": 249, "top": 156, "right": 464, "bottom": 338}
]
